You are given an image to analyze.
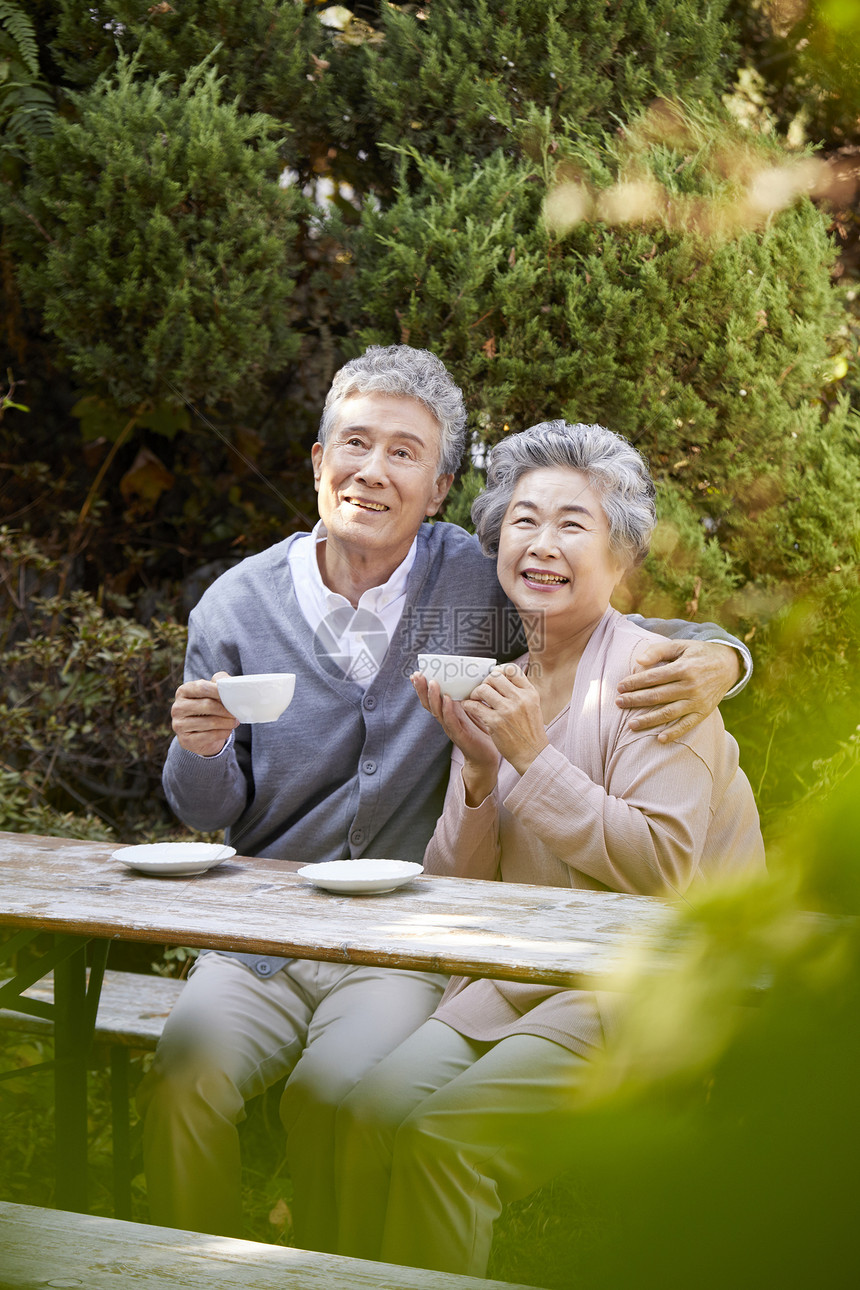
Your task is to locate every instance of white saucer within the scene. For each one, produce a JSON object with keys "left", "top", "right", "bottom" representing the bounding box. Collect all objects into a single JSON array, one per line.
[
  {"left": 297, "top": 859, "right": 423, "bottom": 895},
  {"left": 113, "top": 842, "right": 237, "bottom": 877}
]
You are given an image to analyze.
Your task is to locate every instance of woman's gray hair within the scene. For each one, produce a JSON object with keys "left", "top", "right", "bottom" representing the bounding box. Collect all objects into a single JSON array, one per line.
[
  {"left": 318, "top": 345, "right": 467, "bottom": 476},
  {"left": 472, "top": 420, "right": 656, "bottom": 567}
]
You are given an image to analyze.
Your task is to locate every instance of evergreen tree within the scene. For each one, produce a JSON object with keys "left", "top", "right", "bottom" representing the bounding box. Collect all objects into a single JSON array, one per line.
[
  {"left": 337, "top": 107, "right": 858, "bottom": 611},
  {"left": 366, "top": 0, "right": 736, "bottom": 167},
  {"left": 43, "top": 0, "right": 383, "bottom": 191},
  {"left": 4, "top": 55, "right": 305, "bottom": 409},
  {"left": 2, "top": 1, "right": 858, "bottom": 824}
]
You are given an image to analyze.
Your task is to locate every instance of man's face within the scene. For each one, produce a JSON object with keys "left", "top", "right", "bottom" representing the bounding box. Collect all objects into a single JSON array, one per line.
[{"left": 311, "top": 393, "right": 453, "bottom": 567}]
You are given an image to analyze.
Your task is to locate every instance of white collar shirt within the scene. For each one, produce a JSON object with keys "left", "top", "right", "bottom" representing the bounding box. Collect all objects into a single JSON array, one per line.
[{"left": 287, "top": 521, "right": 417, "bottom": 689}]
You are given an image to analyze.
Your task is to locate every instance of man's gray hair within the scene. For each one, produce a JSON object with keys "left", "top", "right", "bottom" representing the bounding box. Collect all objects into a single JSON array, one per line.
[
  {"left": 318, "top": 345, "right": 467, "bottom": 476},
  {"left": 472, "top": 420, "right": 657, "bottom": 567}
]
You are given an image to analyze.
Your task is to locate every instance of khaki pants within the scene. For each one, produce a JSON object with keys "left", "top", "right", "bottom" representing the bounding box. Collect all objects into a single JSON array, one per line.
[
  {"left": 334, "top": 1018, "right": 589, "bottom": 1278},
  {"left": 137, "top": 952, "right": 445, "bottom": 1245}
]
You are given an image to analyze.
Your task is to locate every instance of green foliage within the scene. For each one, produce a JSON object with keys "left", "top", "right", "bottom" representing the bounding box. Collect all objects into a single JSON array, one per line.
[
  {"left": 0, "top": 1, "right": 39, "bottom": 75},
  {"left": 727, "top": 0, "right": 860, "bottom": 148},
  {"left": 0, "top": 0, "right": 55, "bottom": 157},
  {"left": 629, "top": 484, "right": 740, "bottom": 621},
  {"left": 729, "top": 581, "right": 860, "bottom": 830},
  {"left": 46, "top": 0, "right": 381, "bottom": 190},
  {"left": 0, "top": 526, "right": 187, "bottom": 841},
  {"left": 50, "top": 0, "right": 313, "bottom": 102},
  {"left": 0, "top": 1030, "right": 126, "bottom": 1215},
  {"left": 71, "top": 393, "right": 190, "bottom": 444},
  {"left": 367, "top": 0, "right": 736, "bottom": 169},
  {"left": 440, "top": 465, "right": 486, "bottom": 532},
  {"left": 0, "top": 378, "right": 319, "bottom": 628},
  {"left": 0, "top": 1023, "right": 296, "bottom": 1239},
  {"left": 338, "top": 108, "right": 859, "bottom": 613},
  {"left": 556, "top": 758, "right": 860, "bottom": 1288},
  {"left": 4, "top": 54, "right": 305, "bottom": 408}
]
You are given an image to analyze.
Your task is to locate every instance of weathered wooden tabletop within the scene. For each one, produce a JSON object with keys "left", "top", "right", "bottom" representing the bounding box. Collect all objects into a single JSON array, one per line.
[{"left": 0, "top": 831, "right": 678, "bottom": 988}]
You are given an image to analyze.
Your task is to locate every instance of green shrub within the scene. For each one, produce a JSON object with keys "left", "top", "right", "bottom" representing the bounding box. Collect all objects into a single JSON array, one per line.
[
  {"left": 4, "top": 53, "right": 305, "bottom": 409},
  {"left": 367, "top": 0, "right": 735, "bottom": 167},
  {"left": 0, "top": 526, "right": 187, "bottom": 841},
  {"left": 46, "top": 0, "right": 386, "bottom": 192},
  {"left": 49, "top": 0, "right": 315, "bottom": 107},
  {"left": 339, "top": 108, "right": 859, "bottom": 609}
]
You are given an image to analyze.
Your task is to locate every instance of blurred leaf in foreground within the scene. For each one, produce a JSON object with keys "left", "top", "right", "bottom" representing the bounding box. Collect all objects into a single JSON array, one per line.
[{"left": 564, "top": 757, "right": 860, "bottom": 1289}]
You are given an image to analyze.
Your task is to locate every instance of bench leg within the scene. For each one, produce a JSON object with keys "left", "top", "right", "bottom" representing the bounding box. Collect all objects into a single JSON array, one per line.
[
  {"left": 53, "top": 941, "right": 90, "bottom": 1212},
  {"left": 110, "top": 1046, "right": 133, "bottom": 1220},
  {"left": 52, "top": 936, "right": 110, "bottom": 1214}
]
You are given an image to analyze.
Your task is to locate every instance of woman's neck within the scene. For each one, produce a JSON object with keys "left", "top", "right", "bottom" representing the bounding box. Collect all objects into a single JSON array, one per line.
[{"left": 525, "top": 611, "right": 605, "bottom": 724}]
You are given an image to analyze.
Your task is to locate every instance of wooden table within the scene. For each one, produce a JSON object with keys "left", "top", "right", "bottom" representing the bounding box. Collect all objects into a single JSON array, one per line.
[{"left": 0, "top": 830, "right": 678, "bottom": 1212}]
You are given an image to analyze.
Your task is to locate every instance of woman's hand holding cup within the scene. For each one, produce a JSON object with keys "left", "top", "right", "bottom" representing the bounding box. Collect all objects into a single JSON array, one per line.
[{"left": 411, "top": 671, "right": 500, "bottom": 806}]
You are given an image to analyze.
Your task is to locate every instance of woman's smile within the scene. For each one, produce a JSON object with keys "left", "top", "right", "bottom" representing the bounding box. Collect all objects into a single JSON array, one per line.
[{"left": 519, "top": 567, "right": 570, "bottom": 588}]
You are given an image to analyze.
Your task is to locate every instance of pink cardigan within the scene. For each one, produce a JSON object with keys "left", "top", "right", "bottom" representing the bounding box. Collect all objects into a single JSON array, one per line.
[{"left": 425, "top": 608, "right": 765, "bottom": 1056}]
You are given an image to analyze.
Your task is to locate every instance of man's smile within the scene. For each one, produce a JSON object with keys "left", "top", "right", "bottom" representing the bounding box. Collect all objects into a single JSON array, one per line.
[{"left": 344, "top": 495, "right": 390, "bottom": 512}]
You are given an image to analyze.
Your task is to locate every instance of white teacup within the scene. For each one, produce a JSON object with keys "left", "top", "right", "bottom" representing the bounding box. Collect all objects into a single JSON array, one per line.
[
  {"left": 216, "top": 673, "right": 296, "bottom": 724},
  {"left": 416, "top": 654, "right": 497, "bottom": 701}
]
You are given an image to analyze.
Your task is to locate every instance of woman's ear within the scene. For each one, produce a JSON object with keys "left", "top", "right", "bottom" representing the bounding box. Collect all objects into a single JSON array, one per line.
[
  {"left": 612, "top": 546, "right": 652, "bottom": 613},
  {"left": 609, "top": 565, "right": 636, "bottom": 614}
]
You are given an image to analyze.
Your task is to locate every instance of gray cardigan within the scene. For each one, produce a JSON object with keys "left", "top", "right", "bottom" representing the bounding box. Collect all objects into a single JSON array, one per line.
[
  {"left": 163, "top": 521, "right": 751, "bottom": 976},
  {"left": 163, "top": 523, "right": 516, "bottom": 868}
]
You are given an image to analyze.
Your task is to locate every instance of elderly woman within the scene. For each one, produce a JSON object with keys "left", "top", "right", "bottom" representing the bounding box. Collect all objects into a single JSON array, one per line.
[{"left": 331, "top": 421, "right": 765, "bottom": 1277}]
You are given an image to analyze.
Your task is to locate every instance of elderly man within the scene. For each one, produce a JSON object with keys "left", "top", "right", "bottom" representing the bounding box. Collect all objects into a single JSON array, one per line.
[{"left": 139, "top": 345, "right": 749, "bottom": 1248}]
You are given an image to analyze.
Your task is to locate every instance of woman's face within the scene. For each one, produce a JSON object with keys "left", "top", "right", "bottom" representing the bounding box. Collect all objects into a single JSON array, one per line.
[{"left": 496, "top": 467, "right": 627, "bottom": 636}]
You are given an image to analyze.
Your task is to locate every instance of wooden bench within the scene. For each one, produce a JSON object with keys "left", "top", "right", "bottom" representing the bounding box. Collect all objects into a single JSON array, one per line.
[
  {"left": 0, "top": 1200, "right": 542, "bottom": 1289},
  {"left": 0, "top": 967, "right": 184, "bottom": 1049},
  {"left": 0, "top": 969, "right": 184, "bottom": 1218}
]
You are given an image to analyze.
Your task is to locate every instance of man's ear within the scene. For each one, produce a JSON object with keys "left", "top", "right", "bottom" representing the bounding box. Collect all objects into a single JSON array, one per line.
[
  {"left": 425, "top": 472, "right": 455, "bottom": 517},
  {"left": 311, "top": 442, "right": 324, "bottom": 490}
]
